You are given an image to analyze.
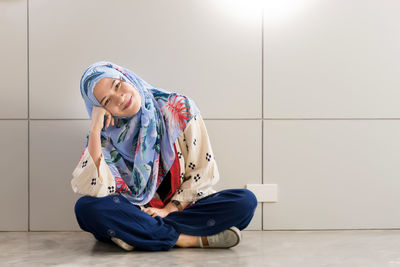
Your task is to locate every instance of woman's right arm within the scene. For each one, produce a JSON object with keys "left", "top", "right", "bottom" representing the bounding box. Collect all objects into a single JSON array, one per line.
[
  {"left": 87, "top": 129, "right": 102, "bottom": 176},
  {"left": 88, "top": 106, "right": 115, "bottom": 175}
]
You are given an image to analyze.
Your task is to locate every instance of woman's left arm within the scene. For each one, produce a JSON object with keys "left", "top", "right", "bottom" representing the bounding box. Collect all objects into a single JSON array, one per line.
[
  {"left": 169, "top": 113, "right": 220, "bottom": 204},
  {"left": 142, "top": 114, "right": 220, "bottom": 218}
]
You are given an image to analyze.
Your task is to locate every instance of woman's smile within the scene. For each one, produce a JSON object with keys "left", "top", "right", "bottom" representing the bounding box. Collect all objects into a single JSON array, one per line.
[{"left": 124, "top": 96, "right": 132, "bottom": 110}]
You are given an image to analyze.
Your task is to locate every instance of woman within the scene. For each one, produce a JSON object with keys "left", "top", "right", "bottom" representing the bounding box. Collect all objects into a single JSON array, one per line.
[{"left": 72, "top": 61, "right": 258, "bottom": 251}]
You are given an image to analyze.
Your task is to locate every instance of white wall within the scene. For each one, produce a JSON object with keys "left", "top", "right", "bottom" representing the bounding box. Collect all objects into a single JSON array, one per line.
[
  {"left": 262, "top": 0, "right": 400, "bottom": 230},
  {"left": 0, "top": 0, "right": 398, "bottom": 231}
]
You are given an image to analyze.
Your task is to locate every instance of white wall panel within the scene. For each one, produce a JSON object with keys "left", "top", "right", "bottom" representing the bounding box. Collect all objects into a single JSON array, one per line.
[
  {"left": 0, "top": 121, "right": 28, "bottom": 230},
  {"left": 0, "top": 0, "right": 27, "bottom": 118},
  {"left": 29, "top": 0, "right": 261, "bottom": 120},
  {"left": 30, "top": 120, "right": 89, "bottom": 230},
  {"left": 264, "top": 0, "right": 400, "bottom": 118},
  {"left": 263, "top": 120, "right": 400, "bottom": 229}
]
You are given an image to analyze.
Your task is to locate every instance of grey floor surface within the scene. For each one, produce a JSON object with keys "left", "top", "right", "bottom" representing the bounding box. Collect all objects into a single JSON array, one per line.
[{"left": 1, "top": 230, "right": 400, "bottom": 266}]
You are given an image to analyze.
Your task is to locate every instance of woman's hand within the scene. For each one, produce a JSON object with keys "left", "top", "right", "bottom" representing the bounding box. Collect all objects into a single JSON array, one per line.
[
  {"left": 90, "top": 106, "right": 115, "bottom": 132},
  {"left": 141, "top": 207, "right": 171, "bottom": 218}
]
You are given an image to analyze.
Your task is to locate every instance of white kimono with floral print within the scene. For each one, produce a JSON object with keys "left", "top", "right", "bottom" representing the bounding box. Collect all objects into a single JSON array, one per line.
[{"left": 71, "top": 114, "right": 220, "bottom": 207}]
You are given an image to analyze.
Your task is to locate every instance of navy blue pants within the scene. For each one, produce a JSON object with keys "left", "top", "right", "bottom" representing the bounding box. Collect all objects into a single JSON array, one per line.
[{"left": 74, "top": 188, "right": 258, "bottom": 251}]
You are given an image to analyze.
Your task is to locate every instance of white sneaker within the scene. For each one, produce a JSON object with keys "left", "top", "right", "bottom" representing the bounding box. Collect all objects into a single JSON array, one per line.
[
  {"left": 199, "top": 226, "right": 242, "bottom": 248},
  {"left": 111, "top": 237, "right": 135, "bottom": 251}
]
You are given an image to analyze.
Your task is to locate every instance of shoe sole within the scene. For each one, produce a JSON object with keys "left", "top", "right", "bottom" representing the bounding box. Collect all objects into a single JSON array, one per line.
[
  {"left": 111, "top": 237, "right": 135, "bottom": 251},
  {"left": 227, "top": 226, "right": 241, "bottom": 248}
]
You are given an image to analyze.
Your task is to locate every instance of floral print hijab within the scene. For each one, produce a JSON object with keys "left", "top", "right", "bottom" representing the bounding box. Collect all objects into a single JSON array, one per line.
[{"left": 80, "top": 61, "right": 200, "bottom": 205}]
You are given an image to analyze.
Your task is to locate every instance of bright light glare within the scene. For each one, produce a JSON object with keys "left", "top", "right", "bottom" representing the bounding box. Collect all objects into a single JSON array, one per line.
[
  {"left": 263, "top": 0, "right": 314, "bottom": 24},
  {"left": 214, "top": 0, "right": 263, "bottom": 25},
  {"left": 215, "top": 0, "right": 315, "bottom": 25}
]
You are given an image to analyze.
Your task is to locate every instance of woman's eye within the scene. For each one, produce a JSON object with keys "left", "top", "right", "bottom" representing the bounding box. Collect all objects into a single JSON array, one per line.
[{"left": 104, "top": 81, "right": 121, "bottom": 106}]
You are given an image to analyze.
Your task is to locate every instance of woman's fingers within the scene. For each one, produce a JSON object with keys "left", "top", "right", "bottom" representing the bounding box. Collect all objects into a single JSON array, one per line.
[
  {"left": 143, "top": 208, "right": 151, "bottom": 214},
  {"left": 106, "top": 114, "right": 112, "bottom": 128},
  {"left": 108, "top": 115, "right": 115, "bottom": 127},
  {"left": 143, "top": 208, "right": 157, "bottom": 217},
  {"left": 150, "top": 209, "right": 156, "bottom": 217}
]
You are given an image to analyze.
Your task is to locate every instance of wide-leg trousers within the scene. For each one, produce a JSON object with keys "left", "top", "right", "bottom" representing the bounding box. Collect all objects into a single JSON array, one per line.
[{"left": 74, "top": 188, "right": 258, "bottom": 251}]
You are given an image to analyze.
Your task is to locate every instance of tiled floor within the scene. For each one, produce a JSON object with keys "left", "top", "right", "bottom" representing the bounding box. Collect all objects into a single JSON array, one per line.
[{"left": 1, "top": 230, "right": 400, "bottom": 266}]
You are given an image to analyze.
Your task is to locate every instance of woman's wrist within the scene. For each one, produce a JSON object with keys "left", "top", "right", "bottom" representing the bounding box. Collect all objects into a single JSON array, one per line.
[
  {"left": 171, "top": 200, "right": 183, "bottom": 211},
  {"left": 164, "top": 201, "right": 179, "bottom": 212},
  {"left": 90, "top": 125, "right": 102, "bottom": 133},
  {"left": 164, "top": 200, "right": 192, "bottom": 213}
]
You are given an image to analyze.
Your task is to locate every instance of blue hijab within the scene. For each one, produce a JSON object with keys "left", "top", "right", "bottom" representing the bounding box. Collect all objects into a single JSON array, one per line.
[{"left": 80, "top": 61, "right": 200, "bottom": 205}]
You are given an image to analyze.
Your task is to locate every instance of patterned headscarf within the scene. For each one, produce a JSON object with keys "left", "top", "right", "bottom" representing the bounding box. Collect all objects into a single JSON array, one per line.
[{"left": 80, "top": 61, "right": 200, "bottom": 205}]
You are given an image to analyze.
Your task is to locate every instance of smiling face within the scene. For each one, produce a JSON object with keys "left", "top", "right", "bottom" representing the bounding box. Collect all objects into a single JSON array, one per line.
[{"left": 93, "top": 77, "right": 141, "bottom": 117}]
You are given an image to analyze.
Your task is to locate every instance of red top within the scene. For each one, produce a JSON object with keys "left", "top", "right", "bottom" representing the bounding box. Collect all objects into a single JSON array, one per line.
[{"left": 147, "top": 143, "right": 182, "bottom": 208}]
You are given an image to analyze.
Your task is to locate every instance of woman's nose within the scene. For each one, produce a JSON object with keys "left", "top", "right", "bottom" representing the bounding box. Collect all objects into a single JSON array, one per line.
[{"left": 117, "top": 95, "right": 125, "bottom": 106}]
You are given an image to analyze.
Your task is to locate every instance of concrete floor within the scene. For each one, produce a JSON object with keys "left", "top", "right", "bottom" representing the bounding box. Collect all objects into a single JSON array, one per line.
[{"left": 1, "top": 230, "right": 400, "bottom": 266}]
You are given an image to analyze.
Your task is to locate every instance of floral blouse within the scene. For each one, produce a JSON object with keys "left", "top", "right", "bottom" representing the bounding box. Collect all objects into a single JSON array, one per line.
[{"left": 71, "top": 114, "right": 220, "bottom": 207}]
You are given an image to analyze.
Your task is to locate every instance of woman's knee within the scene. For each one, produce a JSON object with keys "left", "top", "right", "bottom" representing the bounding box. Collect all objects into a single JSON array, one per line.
[
  {"left": 74, "top": 196, "right": 103, "bottom": 221},
  {"left": 222, "top": 188, "right": 258, "bottom": 212},
  {"left": 75, "top": 196, "right": 89, "bottom": 215},
  {"left": 239, "top": 189, "right": 258, "bottom": 210}
]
